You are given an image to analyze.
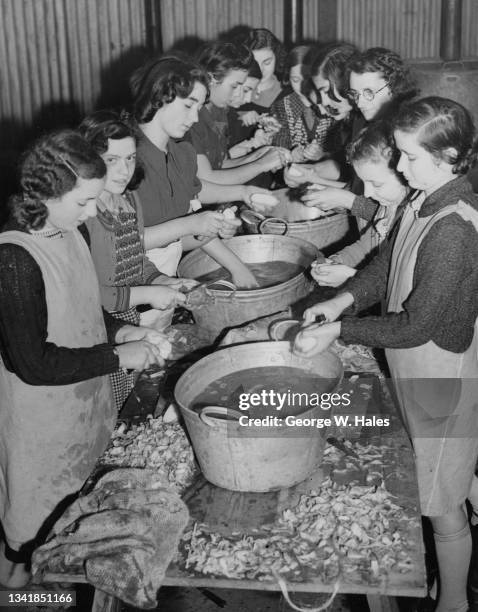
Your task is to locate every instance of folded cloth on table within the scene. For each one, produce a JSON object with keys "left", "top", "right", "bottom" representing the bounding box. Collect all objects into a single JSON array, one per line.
[{"left": 31, "top": 468, "right": 189, "bottom": 609}]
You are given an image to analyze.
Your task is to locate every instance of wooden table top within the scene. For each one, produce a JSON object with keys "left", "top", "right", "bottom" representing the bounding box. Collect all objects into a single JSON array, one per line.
[{"left": 163, "top": 373, "right": 427, "bottom": 597}]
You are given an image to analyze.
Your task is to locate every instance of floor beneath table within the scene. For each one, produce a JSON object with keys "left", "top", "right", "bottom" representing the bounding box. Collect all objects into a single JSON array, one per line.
[
  {"left": 118, "top": 587, "right": 436, "bottom": 612},
  {"left": 118, "top": 307, "right": 438, "bottom": 612},
  {"left": 122, "top": 588, "right": 364, "bottom": 611}
]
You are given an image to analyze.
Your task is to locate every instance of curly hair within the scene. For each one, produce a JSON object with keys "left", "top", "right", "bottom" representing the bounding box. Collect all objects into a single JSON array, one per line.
[
  {"left": 393, "top": 96, "right": 478, "bottom": 175},
  {"left": 196, "top": 41, "right": 252, "bottom": 82},
  {"left": 245, "top": 28, "right": 286, "bottom": 79},
  {"left": 79, "top": 110, "right": 144, "bottom": 190},
  {"left": 347, "top": 120, "right": 399, "bottom": 169},
  {"left": 131, "top": 55, "right": 210, "bottom": 124},
  {"left": 10, "top": 130, "right": 105, "bottom": 231},
  {"left": 310, "top": 42, "right": 359, "bottom": 101},
  {"left": 347, "top": 47, "right": 417, "bottom": 103}
]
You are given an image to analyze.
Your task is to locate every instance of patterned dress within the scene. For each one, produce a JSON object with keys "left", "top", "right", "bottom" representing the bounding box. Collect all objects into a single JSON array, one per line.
[
  {"left": 271, "top": 91, "right": 333, "bottom": 151},
  {"left": 87, "top": 192, "right": 148, "bottom": 410}
]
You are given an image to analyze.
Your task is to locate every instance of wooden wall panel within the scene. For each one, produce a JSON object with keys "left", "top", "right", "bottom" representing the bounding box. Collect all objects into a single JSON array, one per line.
[
  {"left": 462, "top": 0, "right": 478, "bottom": 59},
  {"left": 336, "top": 0, "right": 441, "bottom": 60},
  {"left": 0, "top": 0, "right": 155, "bottom": 138},
  {"left": 160, "top": 0, "right": 284, "bottom": 51}
]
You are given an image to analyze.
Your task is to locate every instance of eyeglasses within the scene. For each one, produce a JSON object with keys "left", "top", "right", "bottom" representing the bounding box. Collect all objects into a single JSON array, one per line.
[{"left": 346, "top": 82, "right": 389, "bottom": 103}]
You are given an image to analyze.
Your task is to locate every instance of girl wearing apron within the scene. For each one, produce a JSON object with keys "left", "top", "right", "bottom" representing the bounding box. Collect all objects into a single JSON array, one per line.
[
  {"left": 313, "top": 121, "right": 409, "bottom": 288},
  {"left": 0, "top": 131, "right": 163, "bottom": 587},
  {"left": 295, "top": 97, "right": 478, "bottom": 612}
]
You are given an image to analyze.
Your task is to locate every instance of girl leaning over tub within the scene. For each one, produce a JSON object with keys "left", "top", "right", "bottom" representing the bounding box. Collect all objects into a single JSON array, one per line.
[
  {"left": 295, "top": 97, "right": 478, "bottom": 612},
  {"left": 131, "top": 55, "right": 263, "bottom": 296},
  {"left": 0, "top": 130, "right": 164, "bottom": 588}
]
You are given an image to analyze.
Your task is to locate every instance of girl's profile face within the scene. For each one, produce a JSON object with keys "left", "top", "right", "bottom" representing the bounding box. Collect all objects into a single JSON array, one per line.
[
  {"left": 157, "top": 81, "right": 207, "bottom": 138},
  {"left": 252, "top": 48, "right": 276, "bottom": 82},
  {"left": 102, "top": 137, "right": 136, "bottom": 195},
  {"left": 45, "top": 176, "right": 104, "bottom": 231},
  {"left": 290, "top": 64, "right": 305, "bottom": 98},
  {"left": 394, "top": 129, "right": 453, "bottom": 194},
  {"left": 354, "top": 157, "right": 405, "bottom": 207},
  {"left": 312, "top": 71, "right": 352, "bottom": 120},
  {"left": 229, "top": 76, "right": 259, "bottom": 108},
  {"left": 348, "top": 71, "right": 392, "bottom": 121},
  {"left": 210, "top": 69, "right": 248, "bottom": 108}
]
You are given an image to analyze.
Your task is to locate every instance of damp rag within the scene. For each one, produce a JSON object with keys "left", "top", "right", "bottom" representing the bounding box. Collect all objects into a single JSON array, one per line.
[{"left": 31, "top": 468, "right": 189, "bottom": 609}]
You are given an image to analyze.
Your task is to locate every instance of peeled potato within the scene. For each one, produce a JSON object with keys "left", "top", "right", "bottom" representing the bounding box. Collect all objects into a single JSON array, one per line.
[
  {"left": 223, "top": 208, "right": 236, "bottom": 220},
  {"left": 294, "top": 333, "right": 317, "bottom": 354},
  {"left": 250, "top": 193, "right": 279, "bottom": 206},
  {"left": 288, "top": 165, "right": 303, "bottom": 177},
  {"left": 299, "top": 205, "right": 326, "bottom": 220}
]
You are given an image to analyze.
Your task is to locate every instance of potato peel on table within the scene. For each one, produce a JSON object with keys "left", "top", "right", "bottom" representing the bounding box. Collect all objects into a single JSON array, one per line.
[
  {"left": 99, "top": 415, "right": 197, "bottom": 493},
  {"left": 181, "top": 443, "right": 418, "bottom": 585}
]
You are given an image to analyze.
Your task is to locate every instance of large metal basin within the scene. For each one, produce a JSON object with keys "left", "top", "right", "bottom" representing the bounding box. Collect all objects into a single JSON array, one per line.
[
  {"left": 242, "top": 187, "right": 350, "bottom": 251},
  {"left": 175, "top": 341, "right": 343, "bottom": 492},
  {"left": 177, "top": 234, "right": 320, "bottom": 340}
]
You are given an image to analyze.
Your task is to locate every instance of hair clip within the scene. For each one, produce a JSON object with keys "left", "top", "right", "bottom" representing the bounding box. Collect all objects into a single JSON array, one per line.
[{"left": 58, "top": 154, "right": 80, "bottom": 178}]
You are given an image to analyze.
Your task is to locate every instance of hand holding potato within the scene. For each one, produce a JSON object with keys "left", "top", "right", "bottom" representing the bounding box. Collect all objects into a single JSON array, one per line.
[{"left": 311, "top": 260, "right": 357, "bottom": 287}]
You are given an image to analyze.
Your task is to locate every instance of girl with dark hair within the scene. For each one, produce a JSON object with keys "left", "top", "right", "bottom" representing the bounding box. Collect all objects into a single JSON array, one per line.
[
  {"left": 187, "top": 41, "right": 288, "bottom": 183},
  {"left": 283, "top": 42, "right": 359, "bottom": 186},
  {"left": 132, "top": 55, "right": 259, "bottom": 290},
  {"left": 347, "top": 47, "right": 417, "bottom": 122},
  {"left": 295, "top": 97, "right": 478, "bottom": 612},
  {"left": 227, "top": 59, "right": 273, "bottom": 157},
  {"left": 244, "top": 28, "right": 286, "bottom": 110},
  {"left": 233, "top": 28, "right": 286, "bottom": 147},
  {"left": 80, "top": 110, "right": 190, "bottom": 408},
  {"left": 300, "top": 47, "right": 417, "bottom": 216},
  {"left": 271, "top": 45, "right": 333, "bottom": 161},
  {"left": 0, "top": 130, "right": 164, "bottom": 587},
  {"left": 313, "top": 121, "right": 409, "bottom": 287},
  {"left": 310, "top": 42, "right": 357, "bottom": 121}
]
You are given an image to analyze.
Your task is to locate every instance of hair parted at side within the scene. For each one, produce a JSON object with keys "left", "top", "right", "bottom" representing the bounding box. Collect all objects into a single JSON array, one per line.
[
  {"left": 196, "top": 41, "right": 252, "bottom": 82},
  {"left": 347, "top": 120, "right": 399, "bottom": 169},
  {"left": 347, "top": 47, "right": 417, "bottom": 102},
  {"left": 393, "top": 96, "right": 478, "bottom": 175},
  {"left": 10, "top": 130, "right": 106, "bottom": 231},
  {"left": 79, "top": 110, "right": 139, "bottom": 154},
  {"left": 79, "top": 110, "right": 144, "bottom": 190},
  {"left": 310, "top": 42, "right": 359, "bottom": 100},
  {"left": 131, "top": 55, "right": 210, "bottom": 124}
]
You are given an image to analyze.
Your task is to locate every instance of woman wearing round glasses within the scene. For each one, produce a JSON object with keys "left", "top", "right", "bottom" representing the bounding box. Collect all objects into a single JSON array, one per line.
[
  {"left": 347, "top": 47, "right": 416, "bottom": 122},
  {"left": 301, "top": 48, "right": 416, "bottom": 212}
]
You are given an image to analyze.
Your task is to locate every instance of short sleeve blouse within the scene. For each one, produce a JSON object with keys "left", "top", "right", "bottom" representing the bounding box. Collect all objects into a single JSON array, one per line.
[{"left": 136, "top": 134, "right": 202, "bottom": 227}]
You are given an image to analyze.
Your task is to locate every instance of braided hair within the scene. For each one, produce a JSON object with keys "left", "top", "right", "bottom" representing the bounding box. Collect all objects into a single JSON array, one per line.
[{"left": 10, "top": 130, "right": 105, "bottom": 231}]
